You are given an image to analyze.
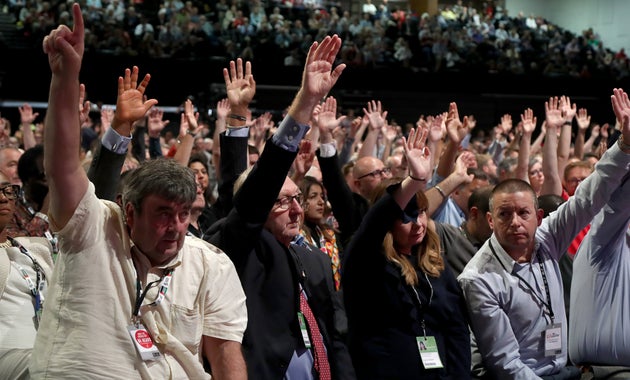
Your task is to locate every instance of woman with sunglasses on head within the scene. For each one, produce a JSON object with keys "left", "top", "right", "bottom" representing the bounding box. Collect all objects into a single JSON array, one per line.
[
  {"left": 342, "top": 128, "right": 471, "bottom": 379},
  {"left": 0, "top": 172, "right": 54, "bottom": 379}
]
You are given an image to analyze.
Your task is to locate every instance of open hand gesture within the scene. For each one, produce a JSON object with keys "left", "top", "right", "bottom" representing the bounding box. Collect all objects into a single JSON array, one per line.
[
  {"left": 223, "top": 58, "right": 256, "bottom": 112},
  {"left": 403, "top": 127, "right": 431, "bottom": 181},
  {"left": 301, "top": 34, "right": 346, "bottom": 100}
]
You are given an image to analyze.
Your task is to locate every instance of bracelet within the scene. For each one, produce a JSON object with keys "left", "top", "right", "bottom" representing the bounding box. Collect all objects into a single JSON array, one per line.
[
  {"left": 409, "top": 174, "right": 426, "bottom": 182},
  {"left": 433, "top": 184, "right": 446, "bottom": 198},
  {"left": 618, "top": 135, "right": 630, "bottom": 152},
  {"left": 563, "top": 121, "right": 572, "bottom": 126},
  {"left": 228, "top": 114, "right": 247, "bottom": 122},
  {"left": 186, "top": 130, "right": 197, "bottom": 137}
]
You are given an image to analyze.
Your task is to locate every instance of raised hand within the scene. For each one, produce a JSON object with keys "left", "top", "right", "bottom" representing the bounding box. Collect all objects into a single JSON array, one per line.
[
  {"left": 78, "top": 83, "right": 91, "bottom": 127},
  {"left": 42, "top": 3, "right": 84, "bottom": 77},
  {"left": 317, "top": 96, "right": 346, "bottom": 133},
  {"left": 301, "top": 34, "right": 346, "bottom": 101},
  {"left": 576, "top": 108, "right": 591, "bottom": 131},
  {"left": 520, "top": 108, "right": 537, "bottom": 135},
  {"left": 223, "top": 58, "right": 255, "bottom": 114},
  {"left": 445, "top": 102, "right": 467, "bottom": 144},
  {"left": 216, "top": 98, "right": 230, "bottom": 120},
  {"left": 428, "top": 113, "right": 446, "bottom": 142},
  {"left": 180, "top": 99, "right": 201, "bottom": 137},
  {"left": 545, "top": 96, "right": 563, "bottom": 129},
  {"left": 363, "top": 100, "right": 387, "bottom": 132},
  {"left": 113, "top": 66, "right": 158, "bottom": 134},
  {"left": 19, "top": 103, "right": 39, "bottom": 126},
  {"left": 147, "top": 107, "right": 169, "bottom": 138},
  {"left": 403, "top": 127, "right": 432, "bottom": 181},
  {"left": 611, "top": 88, "right": 630, "bottom": 132},
  {"left": 100, "top": 105, "right": 114, "bottom": 133},
  {"left": 500, "top": 113, "right": 513, "bottom": 135},
  {"left": 560, "top": 95, "right": 577, "bottom": 121}
]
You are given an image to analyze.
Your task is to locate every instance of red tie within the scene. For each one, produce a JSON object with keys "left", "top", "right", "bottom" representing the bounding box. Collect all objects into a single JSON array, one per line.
[{"left": 299, "top": 290, "right": 332, "bottom": 380}]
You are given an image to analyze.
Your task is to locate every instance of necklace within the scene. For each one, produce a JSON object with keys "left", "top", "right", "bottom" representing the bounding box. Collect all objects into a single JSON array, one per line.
[{"left": 0, "top": 240, "right": 12, "bottom": 249}]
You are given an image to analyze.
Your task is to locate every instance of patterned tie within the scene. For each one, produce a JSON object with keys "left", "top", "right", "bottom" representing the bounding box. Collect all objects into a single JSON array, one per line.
[{"left": 299, "top": 290, "right": 332, "bottom": 380}]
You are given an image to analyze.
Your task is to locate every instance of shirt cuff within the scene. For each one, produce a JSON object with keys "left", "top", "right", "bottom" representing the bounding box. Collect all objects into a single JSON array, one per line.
[
  {"left": 319, "top": 142, "right": 337, "bottom": 158},
  {"left": 101, "top": 127, "right": 132, "bottom": 154},
  {"left": 271, "top": 115, "right": 310, "bottom": 152},
  {"left": 225, "top": 126, "right": 249, "bottom": 137}
]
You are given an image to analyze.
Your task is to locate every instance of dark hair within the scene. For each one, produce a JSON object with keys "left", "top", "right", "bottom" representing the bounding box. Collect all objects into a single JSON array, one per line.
[
  {"left": 18, "top": 145, "right": 45, "bottom": 184},
  {"left": 122, "top": 158, "right": 196, "bottom": 214},
  {"left": 537, "top": 194, "right": 565, "bottom": 218},
  {"left": 467, "top": 185, "right": 494, "bottom": 213},
  {"left": 490, "top": 179, "right": 538, "bottom": 211}
]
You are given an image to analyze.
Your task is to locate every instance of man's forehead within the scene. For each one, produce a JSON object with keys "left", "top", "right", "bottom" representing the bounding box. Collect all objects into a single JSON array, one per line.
[{"left": 493, "top": 191, "right": 536, "bottom": 206}]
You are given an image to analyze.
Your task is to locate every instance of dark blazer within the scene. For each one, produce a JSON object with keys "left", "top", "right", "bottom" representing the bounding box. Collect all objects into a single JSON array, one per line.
[
  {"left": 209, "top": 139, "right": 355, "bottom": 380},
  {"left": 342, "top": 189, "right": 471, "bottom": 380},
  {"left": 317, "top": 151, "right": 370, "bottom": 250},
  {"left": 87, "top": 142, "right": 126, "bottom": 201}
]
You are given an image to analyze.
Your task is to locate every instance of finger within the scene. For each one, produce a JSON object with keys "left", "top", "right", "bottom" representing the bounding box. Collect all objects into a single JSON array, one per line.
[
  {"left": 123, "top": 68, "right": 131, "bottom": 90},
  {"left": 117, "top": 76, "right": 124, "bottom": 97},
  {"left": 222, "top": 68, "right": 231, "bottom": 87},
  {"left": 236, "top": 58, "right": 243, "bottom": 79},
  {"left": 71, "top": 3, "right": 84, "bottom": 40},
  {"left": 229, "top": 60, "right": 237, "bottom": 82},
  {"left": 137, "top": 73, "right": 151, "bottom": 94},
  {"left": 245, "top": 60, "right": 252, "bottom": 78},
  {"left": 325, "top": 35, "right": 341, "bottom": 63},
  {"left": 314, "top": 35, "right": 331, "bottom": 62},
  {"left": 130, "top": 66, "right": 139, "bottom": 90},
  {"left": 305, "top": 40, "right": 319, "bottom": 68}
]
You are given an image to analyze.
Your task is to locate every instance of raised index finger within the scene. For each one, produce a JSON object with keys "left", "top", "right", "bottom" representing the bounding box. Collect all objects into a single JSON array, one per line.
[{"left": 71, "top": 3, "right": 84, "bottom": 40}]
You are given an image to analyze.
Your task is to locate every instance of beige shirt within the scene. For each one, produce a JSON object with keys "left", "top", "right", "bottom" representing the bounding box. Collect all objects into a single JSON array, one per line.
[{"left": 31, "top": 183, "right": 247, "bottom": 379}]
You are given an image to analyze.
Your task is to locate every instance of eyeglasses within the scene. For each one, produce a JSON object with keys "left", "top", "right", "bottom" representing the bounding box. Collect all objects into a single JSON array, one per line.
[
  {"left": 0, "top": 184, "right": 20, "bottom": 200},
  {"left": 566, "top": 177, "right": 587, "bottom": 185},
  {"left": 274, "top": 193, "right": 303, "bottom": 210},
  {"left": 357, "top": 167, "right": 391, "bottom": 180}
]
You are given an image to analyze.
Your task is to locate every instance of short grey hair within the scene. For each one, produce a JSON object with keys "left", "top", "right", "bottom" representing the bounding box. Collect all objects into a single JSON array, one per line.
[{"left": 122, "top": 158, "right": 196, "bottom": 213}]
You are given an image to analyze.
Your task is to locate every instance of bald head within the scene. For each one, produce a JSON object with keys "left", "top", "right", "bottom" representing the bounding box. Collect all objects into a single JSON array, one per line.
[{"left": 352, "top": 156, "right": 391, "bottom": 199}]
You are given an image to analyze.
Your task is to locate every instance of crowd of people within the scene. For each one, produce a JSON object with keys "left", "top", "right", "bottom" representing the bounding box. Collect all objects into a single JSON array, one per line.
[
  {"left": 4, "top": 0, "right": 629, "bottom": 80},
  {"left": 3, "top": 2, "right": 630, "bottom": 380}
]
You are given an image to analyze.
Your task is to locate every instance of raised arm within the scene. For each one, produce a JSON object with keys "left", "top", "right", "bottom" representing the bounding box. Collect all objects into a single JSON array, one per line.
[
  {"left": 574, "top": 107, "right": 591, "bottom": 159},
  {"left": 42, "top": 3, "right": 87, "bottom": 228},
  {"left": 88, "top": 66, "right": 157, "bottom": 200},
  {"left": 19, "top": 102, "right": 39, "bottom": 150},
  {"left": 173, "top": 99, "right": 202, "bottom": 166},
  {"left": 540, "top": 97, "right": 564, "bottom": 196},
  {"left": 358, "top": 100, "right": 387, "bottom": 159},
  {"left": 223, "top": 58, "right": 256, "bottom": 129},
  {"left": 514, "top": 108, "right": 536, "bottom": 181}
]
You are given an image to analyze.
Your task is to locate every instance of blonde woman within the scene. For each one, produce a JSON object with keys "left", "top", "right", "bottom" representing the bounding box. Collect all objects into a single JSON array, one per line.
[{"left": 342, "top": 128, "right": 470, "bottom": 379}]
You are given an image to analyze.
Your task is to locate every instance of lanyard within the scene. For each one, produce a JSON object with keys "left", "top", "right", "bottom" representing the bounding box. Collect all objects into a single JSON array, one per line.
[
  {"left": 410, "top": 271, "right": 433, "bottom": 338},
  {"left": 133, "top": 269, "right": 174, "bottom": 319},
  {"left": 489, "top": 241, "right": 555, "bottom": 324},
  {"left": 20, "top": 195, "right": 59, "bottom": 259},
  {"left": 7, "top": 237, "right": 45, "bottom": 321}
]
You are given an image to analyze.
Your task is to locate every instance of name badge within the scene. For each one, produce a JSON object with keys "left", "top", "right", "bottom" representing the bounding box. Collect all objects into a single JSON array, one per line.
[
  {"left": 297, "top": 312, "right": 312, "bottom": 348},
  {"left": 544, "top": 323, "right": 562, "bottom": 357},
  {"left": 417, "top": 336, "right": 444, "bottom": 369},
  {"left": 127, "top": 324, "right": 162, "bottom": 361}
]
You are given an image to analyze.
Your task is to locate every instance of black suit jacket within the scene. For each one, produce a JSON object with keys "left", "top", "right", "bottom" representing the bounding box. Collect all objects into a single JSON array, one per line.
[
  {"left": 209, "top": 139, "right": 355, "bottom": 380},
  {"left": 87, "top": 142, "right": 126, "bottom": 201}
]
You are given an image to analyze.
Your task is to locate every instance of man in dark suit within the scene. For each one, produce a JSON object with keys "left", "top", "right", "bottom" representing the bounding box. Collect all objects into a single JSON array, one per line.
[{"left": 209, "top": 35, "right": 355, "bottom": 379}]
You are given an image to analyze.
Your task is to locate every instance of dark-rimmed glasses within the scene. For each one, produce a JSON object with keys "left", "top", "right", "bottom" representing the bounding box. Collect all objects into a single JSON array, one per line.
[
  {"left": 274, "top": 193, "right": 303, "bottom": 210},
  {"left": 357, "top": 167, "right": 391, "bottom": 180},
  {"left": 0, "top": 184, "right": 20, "bottom": 200}
]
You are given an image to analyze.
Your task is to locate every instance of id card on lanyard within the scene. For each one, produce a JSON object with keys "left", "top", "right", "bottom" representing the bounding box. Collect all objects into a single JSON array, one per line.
[{"left": 127, "top": 268, "right": 174, "bottom": 362}]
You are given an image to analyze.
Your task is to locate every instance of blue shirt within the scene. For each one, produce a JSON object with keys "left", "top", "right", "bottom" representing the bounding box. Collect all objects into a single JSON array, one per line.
[{"left": 569, "top": 174, "right": 630, "bottom": 366}]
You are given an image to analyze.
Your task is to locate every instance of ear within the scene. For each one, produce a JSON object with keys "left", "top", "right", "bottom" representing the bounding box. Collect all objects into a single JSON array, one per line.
[
  {"left": 486, "top": 210, "right": 494, "bottom": 231},
  {"left": 536, "top": 208, "right": 544, "bottom": 226},
  {"left": 469, "top": 206, "right": 479, "bottom": 220},
  {"left": 125, "top": 202, "right": 135, "bottom": 228}
]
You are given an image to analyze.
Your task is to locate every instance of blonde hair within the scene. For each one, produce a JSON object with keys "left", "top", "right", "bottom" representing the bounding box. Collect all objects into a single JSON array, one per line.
[{"left": 372, "top": 180, "right": 444, "bottom": 286}]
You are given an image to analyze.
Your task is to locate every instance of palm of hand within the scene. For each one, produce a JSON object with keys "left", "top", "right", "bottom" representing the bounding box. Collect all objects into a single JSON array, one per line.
[
  {"left": 117, "top": 90, "right": 148, "bottom": 123},
  {"left": 227, "top": 78, "right": 255, "bottom": 106},
  {"left": 407, "top": 149, "right": 430, "bottom": 178},
  {"left": 318, "top": 111, "right": 338, "bottom": 132},
  {"left": 304, "top": 61, "right": 334, "bottom": 99},
  {"left": 547, "top": 110, "right": 562, "bottom": 126}
]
